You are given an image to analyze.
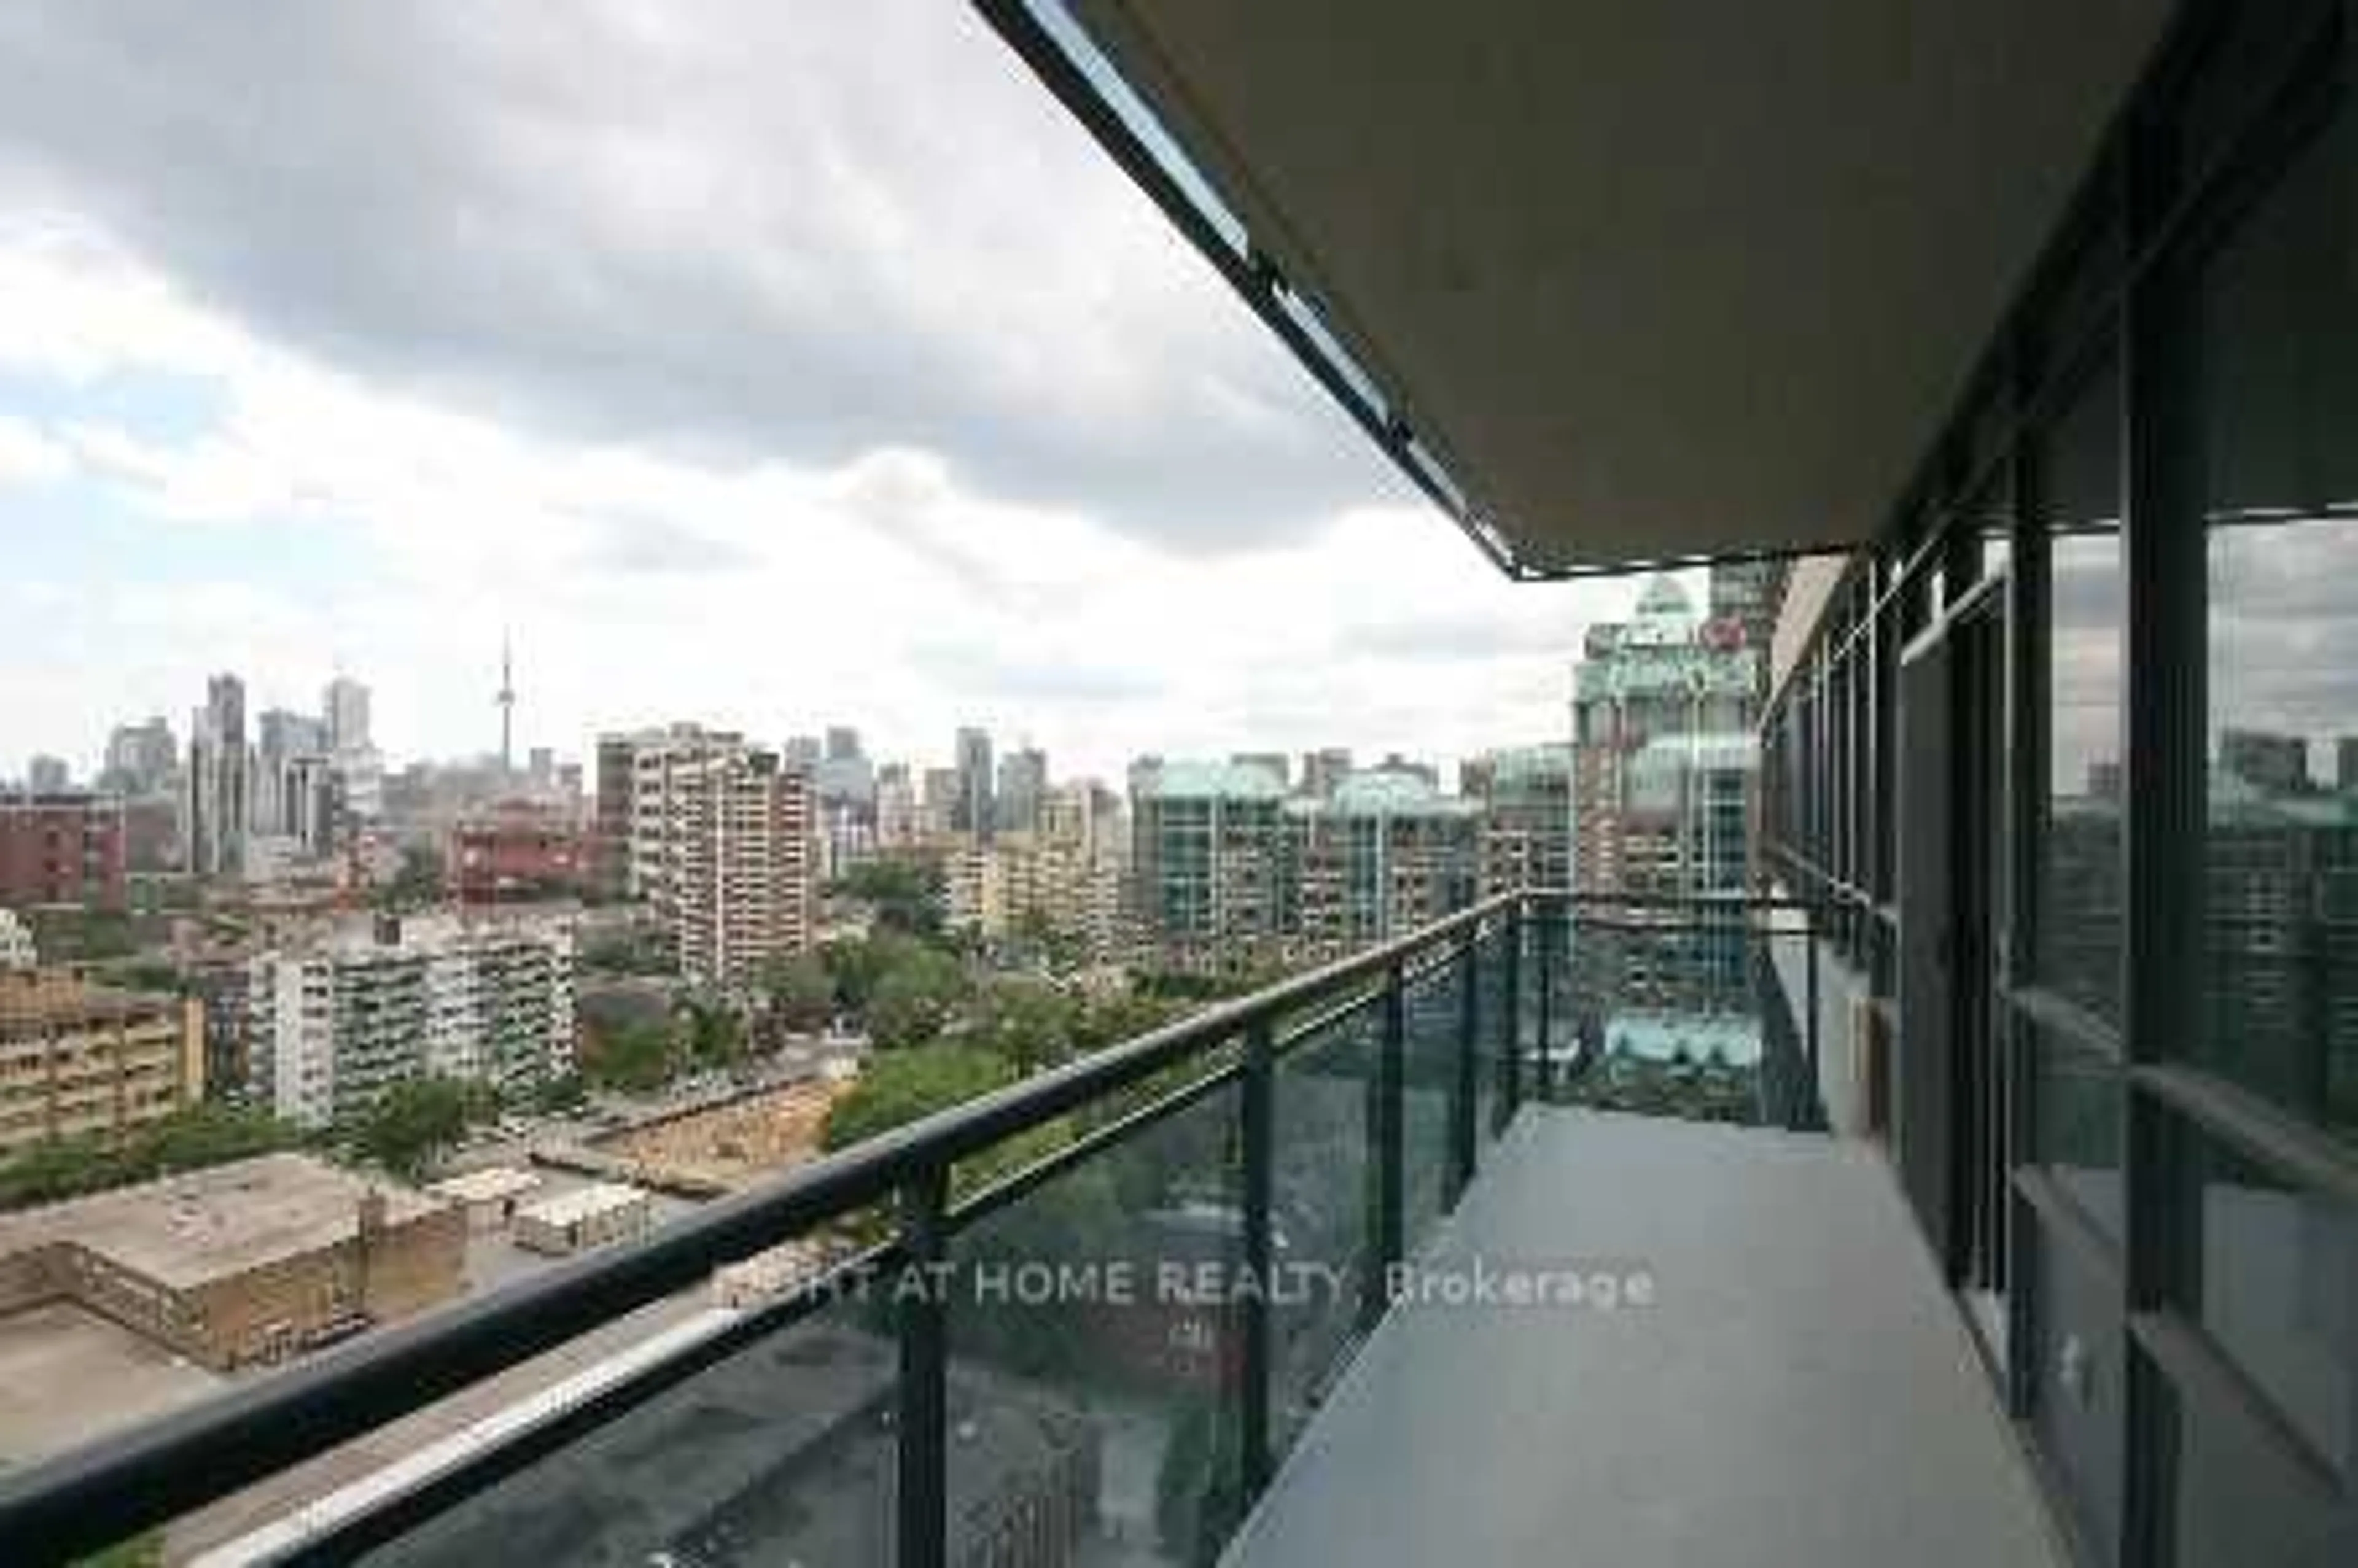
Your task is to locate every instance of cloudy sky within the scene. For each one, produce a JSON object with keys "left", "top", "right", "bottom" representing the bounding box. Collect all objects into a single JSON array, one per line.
[{"left": 0, "top": 2, "right": 1655, "bottom": 788}]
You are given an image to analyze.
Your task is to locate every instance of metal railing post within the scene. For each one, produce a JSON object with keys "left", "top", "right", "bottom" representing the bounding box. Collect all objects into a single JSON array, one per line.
[
  {"left": 1805, "top": 909, "right": 1823, "bottom": 1130},
  {"left": 1366, "top": 958, "right": 1406, "bottom": 1332},
  {"left": 1240, "top": 1017, "right": 1275, "bottom": 1496},
  {"left": 1535, "top": 899, "right": 1555, "bottom": 1103},
  {"left": 1452, "top": 931, "right": 1481, "bottom": 1198},
  {"left": 1501, "top": 901, "right": 1523, "bottom": 1124},
  {"left": 896, "top": 1163, "right": 949, "bottom": 1568}
]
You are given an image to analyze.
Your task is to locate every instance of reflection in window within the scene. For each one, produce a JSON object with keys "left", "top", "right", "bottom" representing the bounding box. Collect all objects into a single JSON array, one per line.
[
  {"left": 2036, "top": 357, "right": 2123, "bottom": 1025},
  {"left": 2164, "top": 1363, "right": 2358, "bottom": 1568},
  {"left": 2194, "top": 100, "right": 2358, "bottom": 1148},
  {"left": 2031, "top": 1023, "right": 2123, "bottom": 1240},
  {"left": 2166, "top": 1114, "right": 2356, "bottom": 1475}
]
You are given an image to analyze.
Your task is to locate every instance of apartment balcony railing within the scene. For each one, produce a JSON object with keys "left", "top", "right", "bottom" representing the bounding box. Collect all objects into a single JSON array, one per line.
[{"left": 0, "top": 890, "right": 1834, "bottom": 1567}]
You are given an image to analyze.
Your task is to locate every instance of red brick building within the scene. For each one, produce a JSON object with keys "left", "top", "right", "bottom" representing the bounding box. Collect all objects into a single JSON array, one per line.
[
  {"left": 0, "top": 791, "right": 128, "bottom": 912},
  {"left": 447, "top": 801, "right": 584, "bottom": 905}
]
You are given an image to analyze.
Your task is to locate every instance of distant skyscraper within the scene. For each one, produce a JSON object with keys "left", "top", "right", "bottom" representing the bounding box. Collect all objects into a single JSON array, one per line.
[
  {"left": 319, "top": 674, "right": 380, "bottom": 833},
  {"left": 1571, "top": 573, "right": 1759, "bottom": 1005},
  {"left": 997, "top": 746, "right": 1047, "bottom": 836},
  {"left": 186, "top": 673, "right": 251, "bottom": 877},
  {"left": 920, "top": 767, "right": 962, "bottom": 837},
  {"left": 323, "top": 677, "right": 372, "bottom": 752},
  {"left": 101, "top": 717, "right": 179, "bottom": 797},
  {"left": 1300, "top": 748, "right": 1352, "bottom": 799},
  {"left": 25, "top": 755, "right": 68, "bottom": 794},
  {"left": 2220, "top": 728, "right": 2309, "bottom": 795},
  {"left": 783, "top": 735, "right": 823, "bottom": 767},
  {"left": 253, "top": 708, "right": 329, "bottom": 845},
  {"left": 813, "top": 729, "right": 874, "bottom": 815},
  {"left": 875, "top": 763, "right": 917, "bottom": 847},
  {"left": 955, "top": 727, "right": 994, "bottom": 842}
]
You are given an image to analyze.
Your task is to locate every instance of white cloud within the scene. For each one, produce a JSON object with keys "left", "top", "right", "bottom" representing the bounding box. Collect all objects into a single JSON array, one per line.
[
  {"left": 0, "top": 23, "right": 1659, "bottom": 788},
  {"left": 0, "top": 413, "right": 69, "bottom": 486}
]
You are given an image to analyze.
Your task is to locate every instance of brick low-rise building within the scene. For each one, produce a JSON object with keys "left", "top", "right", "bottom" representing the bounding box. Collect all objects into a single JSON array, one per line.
[
  {"left": 0, "top": 1152, "right": 463, "bottom": 1371},
  {"left": 448, "top": 800, "right": 586, "bottom": 905},
  {"left": 0, "top": 790, "right": 128, "bottom": 912}
]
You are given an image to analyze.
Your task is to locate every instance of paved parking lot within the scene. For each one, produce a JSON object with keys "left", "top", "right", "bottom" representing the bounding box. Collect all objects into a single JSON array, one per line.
[{"left": 0, "top": 1302, "right": 220, "bottom": 1469}]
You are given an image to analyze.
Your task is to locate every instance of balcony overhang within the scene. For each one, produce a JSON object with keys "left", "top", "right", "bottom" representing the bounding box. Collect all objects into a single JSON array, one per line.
[{"left": 990, "top": 1, "right": 2170, "bottom": 575}]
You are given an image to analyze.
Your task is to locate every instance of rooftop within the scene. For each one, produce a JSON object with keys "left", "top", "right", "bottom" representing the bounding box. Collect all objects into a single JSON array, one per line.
[
  {"left": 514, "top": 1182, "right": 648, "bottom": 1228},
  {"left": 0, "top": 1154, "right": 447, "bottom": 1290},
  {"left": 1137, "top": 758, "right": 1291, "bottom": 802},
  {"left": 0, "top": 971, "right": 182, "bottom": 1031},
  {"left": 427, "top": 1168, "right": 543, "bottom": 1208},
  {"left": 1286, "top": 769, "right": 1482, "bottom": 819}
]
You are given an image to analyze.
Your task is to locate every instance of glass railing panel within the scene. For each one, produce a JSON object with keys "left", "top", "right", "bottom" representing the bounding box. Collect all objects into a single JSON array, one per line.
[
  {"left": 945, "top": 1079, "right": 1244, "bottom": 1567},
  {"left": 1544, "top": 907, "right": 1780, "bottom": 1127},
  {"left": 354, "top": 1285, "right": 899, "bottom": 1568},
  {"left": 1402, "top": 949, "right": 1463, "bottom": 1235},
  {"left": 1268, "top": 997, "right": 1377, "bottom": 1456}
]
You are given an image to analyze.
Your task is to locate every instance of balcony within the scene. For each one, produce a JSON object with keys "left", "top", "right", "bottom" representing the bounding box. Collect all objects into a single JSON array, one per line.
[{"left": 0, "top": 892, "right": 2059, "bottom": 1567}]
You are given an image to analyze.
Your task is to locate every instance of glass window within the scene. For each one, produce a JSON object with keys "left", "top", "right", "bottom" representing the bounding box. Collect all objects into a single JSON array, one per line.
[
  {"left": 2027, "top": 1217, "right": 2123, "bottom": 1562},
  {"left": 2193, "top": 101, "right": 2358, "bottom": 1147},
  {"left": 2036, "top": 356, "right": 2125, "bottom": 1025},
  {"left": 2164, "top": 1112, "right": 2356, "bottom": 1474},
  {"left": 2031, "top": 1022, "right": 2124, "bottom": 1241},
  {"left": 2162, "top": 1356, "right": 2358, "bottom": 1568}
]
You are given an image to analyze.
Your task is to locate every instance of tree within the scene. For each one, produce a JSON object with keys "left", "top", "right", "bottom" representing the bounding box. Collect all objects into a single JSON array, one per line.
[
  {"left": 1009, "top": 906, "right": 1086, "bottom": 974},
  {"left": 822, "top": 1045, "right": 1010, "bottom": 1154},
  {"left": 957, "top": 976, "right": 1078, "bottom": 1075},
  {"left": 760, "top": 952, "right": 835, "bottom": 1035},
  {"left": 0, "top": 1133, "right": 119, "bottom": 1210},
  {"left": 822, "top": 932, "right": 919, "bottom": 1017},
  {"left": 678, "top": 995, "right": 748, "bottom": 1071},
  {"left": 356, "top": 1077, "right": 475, "bottom": 1179},
  {"left": 138, "top": 1103, "right": 298, "bottom": 1175},
  {"left": 1069, "top": 992, "right": 1183, "bottom": 1057},
  {"left": 375, "top": 845, "right": 445, "bottom": 912},
  {"left": 583, "top": 1018, "right": 679, "bottom": 1092},
  {"left": 830, "top": 856, "right": 946, "bottom": 937},
  {"left": 533, "top": 1071, "right": 591, "bottom": 1115},
  {"left": 0, "top": 1104, "right": 303, "bottom": 1213},
  {"left": 865, "top": 946, "right": 969, "bottom": 1050}
]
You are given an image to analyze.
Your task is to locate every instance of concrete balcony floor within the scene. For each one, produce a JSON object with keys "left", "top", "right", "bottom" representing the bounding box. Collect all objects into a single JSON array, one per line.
[{"left": 1224, "top": 1109, "right": 2067, "bottom": 1568}]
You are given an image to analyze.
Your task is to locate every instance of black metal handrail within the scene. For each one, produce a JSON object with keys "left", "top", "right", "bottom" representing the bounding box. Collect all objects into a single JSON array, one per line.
[{"left": 0, "top": 887, "right": 1823, "bottom": 1566}]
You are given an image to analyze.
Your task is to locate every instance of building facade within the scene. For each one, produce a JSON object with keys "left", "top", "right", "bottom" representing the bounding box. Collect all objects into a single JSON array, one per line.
[
  {"left": 0, "top": 971, "right": 203, "bottom": 1159},
  {"left": 1465, "top": 744, "right": 1573, "bottom": 896},
  {"left": 247, "top": 915, "right": 575, "bottom": 1128},
  {"left": 448, "top": 800, "right": 585, "bottom": 905},
  {"left": 0, "top": 790, "right": 129, "bottom": 912},
  {"left": 626, "top": 728, "right": 817, "bottom": 987},
  {"left": 1284, "top": 770, "right": 1481, "bottom": 950}
]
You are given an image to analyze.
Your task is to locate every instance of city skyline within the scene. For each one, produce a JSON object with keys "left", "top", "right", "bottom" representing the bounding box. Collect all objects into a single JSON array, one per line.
[
  {"left": 0, "top": 2, "right": 1657, "bottom": 790},
  {"left": 2, "top": 566, "right": 1676, "bottom": 791}
]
